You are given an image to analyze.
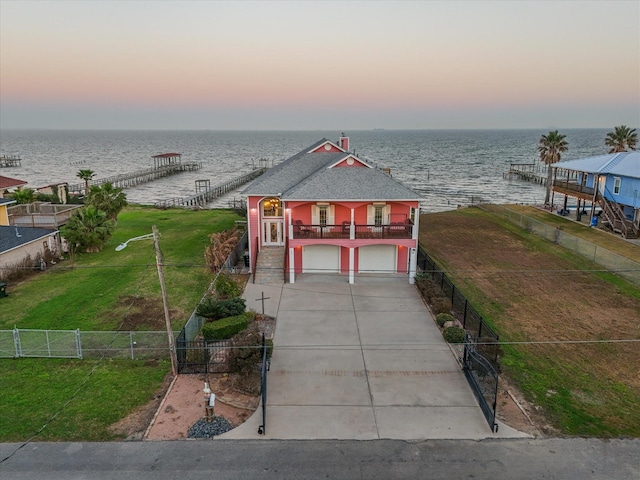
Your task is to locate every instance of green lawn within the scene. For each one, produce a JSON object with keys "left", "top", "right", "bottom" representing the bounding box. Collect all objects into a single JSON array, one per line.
[
  {"left": 0, "top": 206, "right": 243, "bottom": 441},
  {"left": 1, "top": 206, "right": 242, "bottom": 330}
]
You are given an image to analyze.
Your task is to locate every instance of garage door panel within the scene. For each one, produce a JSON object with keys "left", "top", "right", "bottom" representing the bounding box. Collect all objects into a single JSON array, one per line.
[
  {"left": 303, "top": 245, "right": 340, "bottom": 273},
  {"left": 359, "top": 245, "right": 396, "bottom": 273}
]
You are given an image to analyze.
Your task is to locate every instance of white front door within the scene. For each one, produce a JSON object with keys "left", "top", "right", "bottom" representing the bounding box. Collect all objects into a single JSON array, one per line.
[{"left": 263, "top": 220, "right": 283, "bottom": 246}]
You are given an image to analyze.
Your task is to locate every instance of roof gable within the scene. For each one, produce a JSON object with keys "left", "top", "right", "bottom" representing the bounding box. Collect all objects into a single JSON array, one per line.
[
  {"left": 243, "top": 136, "right": 422, "bottom": 202},
  {"left": 308, "top": 140, "right": 344, "bottom": 154},
  {"left": 328, "top": 155, "right": 371, "bottom": 169}
]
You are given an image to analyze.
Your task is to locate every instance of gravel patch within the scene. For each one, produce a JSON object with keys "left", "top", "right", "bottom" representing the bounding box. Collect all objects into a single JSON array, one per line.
[{"left": 188, "top": 417, "right": 233, "bottom": 438}]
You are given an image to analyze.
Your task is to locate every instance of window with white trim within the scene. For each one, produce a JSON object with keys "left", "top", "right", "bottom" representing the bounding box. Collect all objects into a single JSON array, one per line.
[{"left": 613, "top": 177, "right": 621, "bottom": 195}]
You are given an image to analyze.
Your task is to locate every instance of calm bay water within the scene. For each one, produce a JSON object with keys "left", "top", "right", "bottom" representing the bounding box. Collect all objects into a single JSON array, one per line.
[{"left": 0, "top": 129, "right": 612, "bottom": 212}]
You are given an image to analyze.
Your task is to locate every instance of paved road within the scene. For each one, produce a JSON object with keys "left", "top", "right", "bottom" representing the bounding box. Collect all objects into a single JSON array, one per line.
[{"left": 1, "top": 438, "right": 638, "bottom": 479}]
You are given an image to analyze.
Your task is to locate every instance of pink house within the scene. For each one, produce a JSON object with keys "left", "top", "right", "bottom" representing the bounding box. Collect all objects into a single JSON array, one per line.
[{"left": 243, "top": 134, "right": 423, "bottom": 284}]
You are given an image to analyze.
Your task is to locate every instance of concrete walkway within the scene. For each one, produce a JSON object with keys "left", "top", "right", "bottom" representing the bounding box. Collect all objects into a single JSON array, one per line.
[{"left": 220, "top": 275, "right": 529, "bottom": 440}]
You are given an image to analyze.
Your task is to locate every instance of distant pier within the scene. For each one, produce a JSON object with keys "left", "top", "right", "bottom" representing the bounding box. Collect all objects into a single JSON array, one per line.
[
  {"left": 154, "top": 167, "right": 267, "bottom": 209},
  {"left": 503, "top": 163, "right": 547, "bottom": 185},
  {"left": 67, "top": 153, "right": 201, "bottom": 194},
  {"left": 0, "top": 155, "right": 21, "bottom": 168}
]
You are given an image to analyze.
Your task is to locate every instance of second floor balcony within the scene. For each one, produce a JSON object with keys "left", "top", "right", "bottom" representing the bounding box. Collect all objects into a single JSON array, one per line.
[{"left": 292, "top": 220, "right": 414, "bottom": 240}]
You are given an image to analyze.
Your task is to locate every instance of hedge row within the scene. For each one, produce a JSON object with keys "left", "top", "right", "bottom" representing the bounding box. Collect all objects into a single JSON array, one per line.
[{"left": 201, "top": 311, "right": 254, "bottom": 341}]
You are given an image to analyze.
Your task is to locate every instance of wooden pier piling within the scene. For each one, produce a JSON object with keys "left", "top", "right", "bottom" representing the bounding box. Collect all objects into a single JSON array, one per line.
[
  {"left": 0, "top": 155, "right": 22, "bottom": 168},
  {"left": 503, "top": 163, "right": 547, "bottom": 185},
  {"left": 154, "top": 167, "right": 266, "bottom": 209}
]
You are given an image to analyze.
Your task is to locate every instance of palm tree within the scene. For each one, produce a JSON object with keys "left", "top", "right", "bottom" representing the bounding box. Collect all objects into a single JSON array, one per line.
[
  {"left": 86, "top": 182, "right": 128, "bottom": 221},
  {"left": 60, "top": 206, "right": 115, "bottom": 254},
  {"left": 538, "top": 130, "right": 569, "bottom": 205},
  {"left": 76, "top": 169, "right": 96, "bottom": 195},
  {"left": 605, "top": 125, "right": 637, "bottom": 153},
  {"left": 12, "top": 188, "right": 35, "bottom": 204}
]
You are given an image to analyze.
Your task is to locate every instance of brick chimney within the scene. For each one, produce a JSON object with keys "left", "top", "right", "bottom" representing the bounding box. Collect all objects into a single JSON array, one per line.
[{"left": 339, "top": 132, "right": 349, "bottom": 152}]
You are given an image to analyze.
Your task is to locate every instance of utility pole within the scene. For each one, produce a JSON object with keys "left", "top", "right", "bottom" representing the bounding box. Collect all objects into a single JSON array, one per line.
[{"left": 153, "top": 225, "right": 178, "bottom": 376}]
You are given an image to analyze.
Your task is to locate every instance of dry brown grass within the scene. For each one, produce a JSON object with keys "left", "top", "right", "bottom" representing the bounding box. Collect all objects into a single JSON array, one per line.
[{"left": 420, "top": 207, "right": 640, "bottom": 436}]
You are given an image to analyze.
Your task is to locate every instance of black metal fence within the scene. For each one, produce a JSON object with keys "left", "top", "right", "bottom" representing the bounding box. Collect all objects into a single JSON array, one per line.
[
  {"left": 463, "top": 334, "right": 499, "bottom": 432},
  {"left": 416, "top": 245, "right": 500, "bottom": 431},
  {"left": 175, "top": 338, "right": 233, "bottom": 374},
  {"left": 258, "top": 333, "right": 268, "bottom": 435},
  {"left": 417, "top": 246, "right": 499, "bottom": 343}
]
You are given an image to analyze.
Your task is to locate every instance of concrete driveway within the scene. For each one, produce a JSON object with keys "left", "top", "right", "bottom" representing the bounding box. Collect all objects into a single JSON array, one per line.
[{"left": 221, "top": 276, "right": 528, "bottom": 440}]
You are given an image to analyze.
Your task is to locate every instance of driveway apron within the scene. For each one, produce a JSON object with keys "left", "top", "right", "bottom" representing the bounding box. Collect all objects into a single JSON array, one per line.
[{"left": 220, "top": 276, "right": 528, "bottom": 440}]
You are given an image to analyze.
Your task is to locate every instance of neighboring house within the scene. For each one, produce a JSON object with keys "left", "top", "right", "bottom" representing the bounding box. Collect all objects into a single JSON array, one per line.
[
  {"left": 36, "top": 182, "right": 69, "bottom": 204},
  {"left": 0, "top": 175, "right": 28, "bottom": 198},
  {"left": 0, "top": 197, "right": 60, "bottom": 281},
  {"left": 242, "top": 134, "right": 423, "bottom": 284},
  {"left": 0, "top": 198, "right": 15, "bottom": 225},
  {"left": 0, "top": 225, "right": 59, "bottom": 281},
  {"left": 551, "top": 151, "right": 640, "bottom": 239}
]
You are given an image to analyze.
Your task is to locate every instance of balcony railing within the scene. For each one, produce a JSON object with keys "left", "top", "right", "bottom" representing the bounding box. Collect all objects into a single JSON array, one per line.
[
  {"left": 552, "top": 179, "right": 595, "bottom": 196},
  {"left": 292, "top": 222, "right": 413, "bottom": 240}
]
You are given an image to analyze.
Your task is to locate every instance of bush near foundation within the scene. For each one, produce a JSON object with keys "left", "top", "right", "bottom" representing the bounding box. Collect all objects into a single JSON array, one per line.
[
  {"left": 430, "top": 296, "right": 452, "bottom": 315},
  {"left": 197, "top": 297, "right": 246, "bottom": 320},
  {"left": 443, "top": 326, "right": 466, "bottom": 344},
  {"left": 436, "top": 313, "right": 455, "bottom": 327},
  {"left": 415, "top": 274, "right": 441, "bottom": 303},
  {"left": 229, "top": 322, "right": 273, "bottom": 376}
]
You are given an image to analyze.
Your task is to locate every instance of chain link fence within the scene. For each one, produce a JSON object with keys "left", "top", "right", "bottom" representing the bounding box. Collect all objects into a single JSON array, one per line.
[
  {"left": 0, "top": 328, "right": 173, "bottom": 360},
  {"left": 480, "top": 204, "right": 640, "bottom": 286}
]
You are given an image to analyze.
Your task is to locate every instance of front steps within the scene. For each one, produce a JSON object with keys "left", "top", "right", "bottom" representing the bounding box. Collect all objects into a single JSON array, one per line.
[{"left": 254, "top": 246, "right": 285, "bottom": 285}]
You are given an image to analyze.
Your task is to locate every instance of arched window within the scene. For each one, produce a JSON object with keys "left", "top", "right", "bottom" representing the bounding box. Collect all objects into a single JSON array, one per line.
[{"left": 262, "top": 197, "right": 282, "bottom": 217}]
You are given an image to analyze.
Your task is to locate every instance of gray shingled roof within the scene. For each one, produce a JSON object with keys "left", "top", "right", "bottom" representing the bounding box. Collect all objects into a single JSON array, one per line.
[
  {"left": 242, "top": 138, "right": 423, "bottom": 201},
  {"left": 284, "top": 166, "right": 423, "bottom": 200},
  {"left": 0, "top": 198, "right": 16, "bottom": 206},
  {"left": 0, "top": 226, "right": 57, "bottom": 254}
]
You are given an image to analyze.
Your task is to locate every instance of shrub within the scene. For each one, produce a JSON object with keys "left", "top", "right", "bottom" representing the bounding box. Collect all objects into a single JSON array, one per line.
[
  {"left": 215, "top": 272, "right": 242, "bottom": 299},
  {"left": 430, "top": 296, "right": 452, "bottom": 315},
  {"left": 415, "top": 275, "right": 441, "bottom": 303},
  {"left": 443, "top": 326, "right": 466, "bottom": 344},
  {"left": 435, "top": 313, "right": 455, "bottom": 327},
  {"left": 196, "top": 297, "right": 246, "bottom": 320},
  {"left": 229, "top": 323, "right": 271, "bottom": 376},
  {"left": 201, "top": 312, "right": 251, "bottom": 341}
]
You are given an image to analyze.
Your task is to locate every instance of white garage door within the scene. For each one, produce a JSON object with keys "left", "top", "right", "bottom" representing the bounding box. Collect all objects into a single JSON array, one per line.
[
  {"left": 359, "top": 245, "right": 396, "bottom": 274},
  {"left": 302, "top": 245, "right": 340, "bottom": 273}
]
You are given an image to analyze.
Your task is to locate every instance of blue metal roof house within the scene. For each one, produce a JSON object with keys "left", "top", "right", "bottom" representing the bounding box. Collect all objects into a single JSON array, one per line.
[{"left": 550, "top": 152, "right": 640, "bottom": 238}]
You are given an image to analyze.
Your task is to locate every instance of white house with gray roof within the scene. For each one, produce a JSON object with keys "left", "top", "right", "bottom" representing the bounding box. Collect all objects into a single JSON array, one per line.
[{"left": 243, "top": 134, "right": 423, "bottom": 284}]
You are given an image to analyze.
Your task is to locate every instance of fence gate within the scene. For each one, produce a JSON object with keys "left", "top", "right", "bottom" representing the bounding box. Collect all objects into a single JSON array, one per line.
[
  {"left": 176, "top": 337, "right": 232, "bottom": 374},
  {"left": 462, "top": 333, "right": 499, "bottom": 432}
]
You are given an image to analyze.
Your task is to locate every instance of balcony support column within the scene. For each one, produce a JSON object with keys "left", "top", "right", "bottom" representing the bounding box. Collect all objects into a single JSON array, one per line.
[
  {"left": 289, "top": 247, "right": 295, "bottom": 284},
  {"left": 350, "top": 209, "right": 355, "bottom": 240},
  {"left": 349, "top": 247, "right": 355, "bottom": 284}
]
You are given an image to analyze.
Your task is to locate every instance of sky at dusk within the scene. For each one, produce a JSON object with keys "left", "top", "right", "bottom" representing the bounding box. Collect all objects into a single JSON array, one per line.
[{"left": 1, "top": 0, "right": 638, "bottom": 130}]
